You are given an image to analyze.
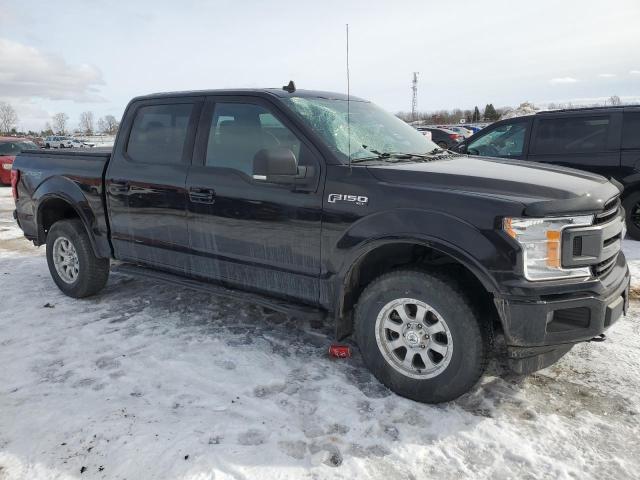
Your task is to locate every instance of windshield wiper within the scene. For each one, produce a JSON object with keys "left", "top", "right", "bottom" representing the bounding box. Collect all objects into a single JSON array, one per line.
[{"left": 350, "top": 146, "right": 455, "bottom": 164}]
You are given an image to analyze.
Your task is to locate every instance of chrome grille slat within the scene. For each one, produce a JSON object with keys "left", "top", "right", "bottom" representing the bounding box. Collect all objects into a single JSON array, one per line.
[
  {"left": 591, "top": 197, "right": 622, "bottom": 278},
  {"left": 594, "top": 197, "right": 621, "bottom": 225}
]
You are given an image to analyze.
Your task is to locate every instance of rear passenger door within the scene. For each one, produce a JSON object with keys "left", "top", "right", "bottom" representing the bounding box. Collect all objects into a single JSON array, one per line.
[
  {"left": 185, "top": 96, "right": 323, "bottom": 304},
  {"left": 106, "top": 97, "right": 203, "bottom": 272},
  {"left": 527, "top": 112, "right": 622, "bottom": 179}
]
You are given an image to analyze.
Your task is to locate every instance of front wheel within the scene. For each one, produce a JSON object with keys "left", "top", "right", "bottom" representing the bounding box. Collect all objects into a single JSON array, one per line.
[
  {"left": 46, "top": 219, "right": 110, "bottom": 298},
  {"left": 355, "top": 270, "right": 488, "bottom": 403}
]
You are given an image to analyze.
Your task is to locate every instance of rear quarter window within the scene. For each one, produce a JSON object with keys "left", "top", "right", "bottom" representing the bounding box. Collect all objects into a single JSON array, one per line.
[{"left": 531, "top": 116, "right": 611, "bottom": 154}]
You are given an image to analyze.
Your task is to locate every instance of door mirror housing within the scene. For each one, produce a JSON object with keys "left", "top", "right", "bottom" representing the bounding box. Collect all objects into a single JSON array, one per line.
[{"left": 253, "top": 147, "right": 298, "bottom": 184}]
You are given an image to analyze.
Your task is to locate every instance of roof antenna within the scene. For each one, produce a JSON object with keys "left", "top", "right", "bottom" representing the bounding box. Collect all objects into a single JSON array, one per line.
[
  {"left": 346, "top": 23, "right": 351, "bottom": 171},
  {"left": 283, "top": 80, "right": 296, "bottom": 93}
]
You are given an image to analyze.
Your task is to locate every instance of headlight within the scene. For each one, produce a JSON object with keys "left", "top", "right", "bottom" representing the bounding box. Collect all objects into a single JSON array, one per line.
[
  {"left": 503, "top": 215, "right": 594, "bottom": 281},
  {"left": 1, "top": 163, "right": 12, "bottom": 170}
]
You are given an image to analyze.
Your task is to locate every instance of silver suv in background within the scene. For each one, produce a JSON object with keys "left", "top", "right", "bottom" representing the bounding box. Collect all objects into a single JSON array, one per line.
[{"left": 44, "top": 136, "right": 73, "bottom": 149}]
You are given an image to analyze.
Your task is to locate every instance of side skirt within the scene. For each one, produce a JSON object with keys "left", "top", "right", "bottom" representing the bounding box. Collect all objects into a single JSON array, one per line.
[{"left": 112, "top": 262, "right": 327, "bottom": 322}]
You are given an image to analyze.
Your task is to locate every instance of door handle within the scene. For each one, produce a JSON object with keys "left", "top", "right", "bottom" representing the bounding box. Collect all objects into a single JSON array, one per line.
[
  {"left": 189, "top": 187, "right": 215, "bottom": 204},
  {"left": 108, "top": 181, "right": 130, "bottom": 194}
]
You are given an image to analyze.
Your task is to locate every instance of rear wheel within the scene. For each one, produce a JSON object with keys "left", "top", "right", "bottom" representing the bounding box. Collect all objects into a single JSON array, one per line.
[
  {"left": 46, "top": 219, "right": 110, "bottom": 298},
  {"left": 623, "top": 192, "right": 640, "bottom": 240},
  {"left": 355, "top": 270, "right": 488, "bottom": 403}
]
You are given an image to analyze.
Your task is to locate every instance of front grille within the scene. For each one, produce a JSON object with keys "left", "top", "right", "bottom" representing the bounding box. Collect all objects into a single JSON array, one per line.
[
  {"left": 593, "top": 256, "right": 617, "bottom": 277},
  {"left": 591, "top": 196, "right": 621, "bottom": 278},
  {"left": 594, "top": 197, "right": 620, "bottom": 225}
]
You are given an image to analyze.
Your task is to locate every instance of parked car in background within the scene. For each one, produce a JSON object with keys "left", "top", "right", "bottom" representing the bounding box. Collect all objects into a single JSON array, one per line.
[
  {"left": 417, "top": 127, "right": 464, "bottom": 149},
  {"left": 69, "top": 138, "right": 95, "bottom": 148},
  {"left": 453, "top": 105, "right": 640, "bottom": 238},
  {"left": 44, "top": 136, "right": 73, "bottom": 149},
  {"left": 439, "top": 125, "right": 474, "bottom": 138},
  {"left": 415, "top": 127, "right": 432, "bottom": 141},
  {"left": 462, "top": 125, "right": 483, "bottom": 134},
  {"left": 29, "top": 137, "right": 45, "bottom": 148},
  {"left": 0, "top": 138, "right": 38, "bottom": 185}
]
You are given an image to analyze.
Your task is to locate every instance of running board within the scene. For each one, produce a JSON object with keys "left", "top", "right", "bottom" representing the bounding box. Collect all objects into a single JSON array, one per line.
[{"left": 111, "top": 262, "right": 326, "bottom": 322}]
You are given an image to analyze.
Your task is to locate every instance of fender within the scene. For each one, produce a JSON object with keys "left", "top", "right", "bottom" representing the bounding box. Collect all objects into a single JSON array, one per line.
[
  {"left": 331, "top": 208, "right": 510, "bottom": 334},
  {"left": 33, "top": 176, "right": 111, "bottom": 258}
]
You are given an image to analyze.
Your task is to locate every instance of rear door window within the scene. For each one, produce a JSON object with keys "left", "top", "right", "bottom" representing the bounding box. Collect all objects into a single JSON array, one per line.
[
  {"left": 126, "top": 103, "right": 194, "bottom": 164},
  {"left": 531, "top": 116, "right": 611, "bottom": 154},
  {"left": 622, "top": 112, "right": 640, "bottom": 149}
]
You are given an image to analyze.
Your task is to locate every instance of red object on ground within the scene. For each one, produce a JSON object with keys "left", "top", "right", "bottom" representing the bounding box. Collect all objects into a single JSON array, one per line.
[{"left": 329, "top": 344, "right": 352, "bottom": 358}]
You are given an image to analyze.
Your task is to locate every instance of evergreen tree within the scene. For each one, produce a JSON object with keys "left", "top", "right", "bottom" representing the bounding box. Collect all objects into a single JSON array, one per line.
[
  {"left": 483, "top": 104, "right": 498, "bottom": 121},
  {"left": 472, "top": 106, "right": 480, "bottom": 122}
]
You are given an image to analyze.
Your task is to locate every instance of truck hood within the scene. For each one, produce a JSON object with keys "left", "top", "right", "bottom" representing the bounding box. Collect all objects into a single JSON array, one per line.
[{"left": 366, "top": 155, "right": 622, "bottom": 216}]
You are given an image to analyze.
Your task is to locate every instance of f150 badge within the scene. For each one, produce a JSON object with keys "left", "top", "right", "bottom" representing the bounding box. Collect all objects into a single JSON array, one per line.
[{"left": 328, "top": 193, "right": 369, "bottom": 206}]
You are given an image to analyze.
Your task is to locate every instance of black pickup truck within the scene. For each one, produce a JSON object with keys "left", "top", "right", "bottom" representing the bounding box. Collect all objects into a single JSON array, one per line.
[{"left": 12, "top": 86, "right": 630, "bottom": 403}]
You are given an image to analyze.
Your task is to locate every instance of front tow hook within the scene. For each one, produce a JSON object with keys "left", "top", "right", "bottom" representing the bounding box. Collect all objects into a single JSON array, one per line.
[{"left": 589, "top": 333, "right": 606, "bottom": 342}]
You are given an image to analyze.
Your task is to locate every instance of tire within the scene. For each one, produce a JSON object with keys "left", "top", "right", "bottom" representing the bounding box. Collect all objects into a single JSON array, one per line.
[
  {"left": 46, "top": 219, "right": 110, "bottom": 298},
  {"left": 437, "top": 141, "right": 448, "bottom": 150},
  {"left": 355, "top": 270, "right": 488, "bottom": 403},
  {"left": 623, "top": 192, "right": 640, "bottom": 240}
]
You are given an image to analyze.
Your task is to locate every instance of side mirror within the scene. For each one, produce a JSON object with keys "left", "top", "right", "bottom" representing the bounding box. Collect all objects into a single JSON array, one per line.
[
  {"left": 253, "top": 147, "right": 298, "bottom": 184},
  {"left": 453, "top": 142, "right": 467, "bottom": 153}
]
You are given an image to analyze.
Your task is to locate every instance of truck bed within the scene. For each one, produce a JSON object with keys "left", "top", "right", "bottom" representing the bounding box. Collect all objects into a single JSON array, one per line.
[{"left": 12, "top": 148, "right": 113, "bottom": 254}]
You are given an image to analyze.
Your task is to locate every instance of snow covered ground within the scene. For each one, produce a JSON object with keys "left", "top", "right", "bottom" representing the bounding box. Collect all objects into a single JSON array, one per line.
[{"left": 1, "top": 186, "right": 639, "bottom": 480}]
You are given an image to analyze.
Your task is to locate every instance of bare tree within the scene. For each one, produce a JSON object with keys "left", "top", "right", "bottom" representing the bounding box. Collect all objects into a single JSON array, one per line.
[
  {"left": 97, "top": 117, "right": 107, "bottom": 134},
  {"left": 0, "top": 102, "right": 18, "bottom": 134},
  {"left": 609, "top": 95, "right": 622, "bottom": 106},
  {"left": 52, "top": 112, "right": 69, "bottom": 135},
  {"left": 103, "top": 115, "right": 119, "bottom": 135},
  {"left": 96, "top": 114, "right": 119, "bottom": 135},
  {"left": 79, "top": 111, "right": 95, "bottom": 135}
]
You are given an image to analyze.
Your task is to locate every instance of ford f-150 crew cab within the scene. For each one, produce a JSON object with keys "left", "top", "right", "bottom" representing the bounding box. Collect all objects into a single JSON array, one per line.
[{"left": 11, "top": 86, "right": 630, "bottom": 403}]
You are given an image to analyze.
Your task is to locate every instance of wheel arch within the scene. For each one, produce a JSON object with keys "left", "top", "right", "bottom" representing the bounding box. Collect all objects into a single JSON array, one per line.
[
  {"left": 334, "top": 236, "right": 500, "bottom": 339},
  {"left": 34, "top": 176, "right": 111, "bottom": 258}
]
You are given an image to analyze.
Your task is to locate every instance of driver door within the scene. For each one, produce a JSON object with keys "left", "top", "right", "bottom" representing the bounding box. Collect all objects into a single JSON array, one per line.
[
  {"left": 185, "top": 97, "right": 324, "bottom": 304},
  {"left": 464, "top": 119, "right": 532, "bottom": 159}
]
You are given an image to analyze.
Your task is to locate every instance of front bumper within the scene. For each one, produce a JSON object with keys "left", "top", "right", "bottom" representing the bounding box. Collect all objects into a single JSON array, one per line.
[{"left": 494, "top": 254, "right": 630, "bottom": 374}]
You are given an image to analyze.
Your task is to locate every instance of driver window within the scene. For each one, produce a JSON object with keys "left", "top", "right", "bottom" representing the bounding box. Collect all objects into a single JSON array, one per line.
[
  {"left": 467, "top": 122, "right": 527, "bottom": 157},
  {"left": 205, "top": 103, "right": 301, "bottom": 175}
]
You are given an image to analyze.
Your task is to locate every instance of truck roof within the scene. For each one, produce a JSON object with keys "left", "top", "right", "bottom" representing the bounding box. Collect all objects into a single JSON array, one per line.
[
  {"left": 131, "top": 88, "right": 368, "bottom": 103},
  {"left": 538, "top": 104, "right": 639, "bottom": 115}
]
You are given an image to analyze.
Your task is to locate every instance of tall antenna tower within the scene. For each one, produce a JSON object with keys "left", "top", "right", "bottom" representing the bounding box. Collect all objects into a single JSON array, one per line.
[{"left": 411, "top": 72, "right": 419, "bottom": 120}]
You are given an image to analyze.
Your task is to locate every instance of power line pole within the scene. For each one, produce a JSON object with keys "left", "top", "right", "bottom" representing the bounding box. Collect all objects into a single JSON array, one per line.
[{"left": 411, "top": 72, "right": 419, "bottom": 121}]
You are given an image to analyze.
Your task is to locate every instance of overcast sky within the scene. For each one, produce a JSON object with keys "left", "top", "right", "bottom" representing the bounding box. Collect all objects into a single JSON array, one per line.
[{"left": 1, "top": 0, "right": 639, "bottom": 131}]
